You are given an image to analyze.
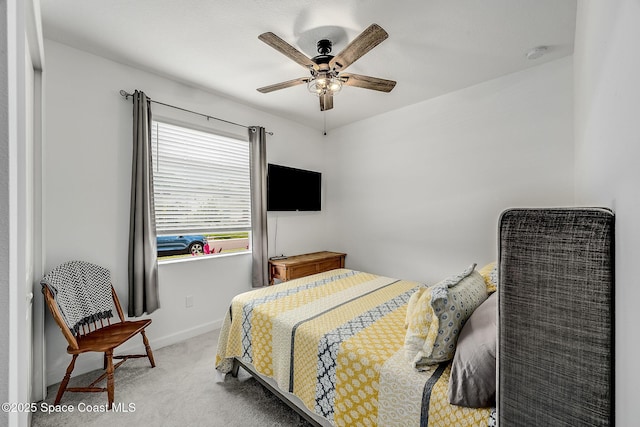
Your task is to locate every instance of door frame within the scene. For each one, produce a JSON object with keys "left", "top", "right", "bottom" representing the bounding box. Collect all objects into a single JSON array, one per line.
[{"left": 7, "top": 1, "right": 45, "bottom": 426}]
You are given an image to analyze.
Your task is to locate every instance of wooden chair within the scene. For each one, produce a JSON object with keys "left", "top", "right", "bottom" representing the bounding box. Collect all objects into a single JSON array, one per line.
[{"left": 42, "top": 261, "right": 155, "bottom": 409}]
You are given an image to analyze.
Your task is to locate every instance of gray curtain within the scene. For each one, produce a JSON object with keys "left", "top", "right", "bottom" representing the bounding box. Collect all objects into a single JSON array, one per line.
[
  {"left": 249, "top": 126, "right": 268, "bottom": 287},
  {"left": 128, "top": 90, "right": 160, "bottom": 316}
]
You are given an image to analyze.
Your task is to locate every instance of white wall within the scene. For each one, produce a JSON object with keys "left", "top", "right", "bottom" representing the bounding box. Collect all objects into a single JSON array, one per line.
[
  {"left": 325, "top": 57, "right": 575, "bottom": 284},
  {"left": 42, "top": 40, "right": 328, "bottom": 385},
  {"left": 574, "top": 1, "right": 640, "bottom": 423}
]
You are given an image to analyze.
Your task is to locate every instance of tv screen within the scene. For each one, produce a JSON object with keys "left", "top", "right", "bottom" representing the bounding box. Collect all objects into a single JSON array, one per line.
[{"left": 267, "top": 164, "right": 321, "bottom": 211}]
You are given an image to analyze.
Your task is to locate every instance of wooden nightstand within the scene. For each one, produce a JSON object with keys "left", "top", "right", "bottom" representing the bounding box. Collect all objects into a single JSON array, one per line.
[{"left": 268, "top": 251, "right": 346, "bottom": 285}]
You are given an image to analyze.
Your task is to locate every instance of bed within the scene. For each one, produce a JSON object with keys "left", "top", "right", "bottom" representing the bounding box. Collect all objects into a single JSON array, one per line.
[
  {"left": 216, "top": 208, "right": 615, "bottom": 425},
  {"left": 215, "top": 264, "right": 498, "bottom": 426}
]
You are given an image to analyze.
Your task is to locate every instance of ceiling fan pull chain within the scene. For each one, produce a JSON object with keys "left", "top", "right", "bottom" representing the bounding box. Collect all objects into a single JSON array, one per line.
[{"left": 323, "top": 112, "right": 327, "bottom": 136}]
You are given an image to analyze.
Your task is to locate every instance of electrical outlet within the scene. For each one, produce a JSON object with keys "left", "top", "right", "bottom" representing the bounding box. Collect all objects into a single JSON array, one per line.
[{"left": 185, "top": 295, "right": 194, "bottom": 308}]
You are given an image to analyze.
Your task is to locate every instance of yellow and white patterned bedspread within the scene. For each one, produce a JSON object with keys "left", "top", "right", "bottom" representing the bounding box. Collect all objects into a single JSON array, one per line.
[{"left": 215, "top": 269, "right": 495, "bottom": 427}]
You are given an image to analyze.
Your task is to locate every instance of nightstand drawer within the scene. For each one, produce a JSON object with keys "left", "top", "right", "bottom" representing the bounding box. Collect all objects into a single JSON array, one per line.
[
  {"left": 318, "top": 259, "right": 342, "bottom": 271},
  {"left": 289, "top": 263, "right": 320, "bottom": 278}
]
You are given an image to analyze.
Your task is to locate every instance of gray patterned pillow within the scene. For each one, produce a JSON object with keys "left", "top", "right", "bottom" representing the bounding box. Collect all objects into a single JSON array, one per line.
[{"left": 415, "top": 265, "right": 488, "bottom": 368}]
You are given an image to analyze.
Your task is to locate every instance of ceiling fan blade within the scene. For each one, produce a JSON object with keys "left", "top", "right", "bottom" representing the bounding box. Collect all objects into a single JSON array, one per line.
[
  {"left": 258, "top": 32, "right": 317, "bottom": 70},
  {"left": 329, "top": 24, "right": 389, "bottom": 71},
  {"left": 320, "top": 93, "right": 334, "bottom": 111},
  {"left": 340, "top": 73, "right": 396, "bottom": 92},
  {"left": 257, "top": 77, "right": 309, "bottom": 93}
]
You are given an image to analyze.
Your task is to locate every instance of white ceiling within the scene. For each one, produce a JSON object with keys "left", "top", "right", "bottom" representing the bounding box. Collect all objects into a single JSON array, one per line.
[{"left": 40, "top": 0, "right": 577, "bottom": 132}]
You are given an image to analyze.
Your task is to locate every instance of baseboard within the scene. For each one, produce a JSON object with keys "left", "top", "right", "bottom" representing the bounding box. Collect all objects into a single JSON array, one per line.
[
  {"left": 150, "top": 319, "right": 222, "bottom": 350},
  {"left": 45, "top": 319, "right": 223, "bottom": 387}
]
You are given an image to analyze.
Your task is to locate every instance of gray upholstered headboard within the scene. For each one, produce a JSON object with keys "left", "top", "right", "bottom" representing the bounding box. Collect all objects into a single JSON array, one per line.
[{"left": 498, "top": 208, "right": 614, "bottom": 426}]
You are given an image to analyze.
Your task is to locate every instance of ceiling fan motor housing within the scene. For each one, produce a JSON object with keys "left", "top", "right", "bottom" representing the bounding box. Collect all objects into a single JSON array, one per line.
[
  {"left": 317, "top": 39, "right": 333, "bottom": 55},
  {"left": 313, "top": 39, "right": 334, "bottom": 66}
]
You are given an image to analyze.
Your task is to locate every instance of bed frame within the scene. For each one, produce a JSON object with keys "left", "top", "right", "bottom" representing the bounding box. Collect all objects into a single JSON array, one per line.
[
  {"left": 498, "top": 208, "right": 614, "bottom": 425},
  {"left": 231, "top": 358, "right": 330, "bottom": 427}
]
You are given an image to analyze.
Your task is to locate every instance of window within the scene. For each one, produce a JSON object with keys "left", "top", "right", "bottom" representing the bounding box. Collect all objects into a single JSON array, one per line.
[{"left": 151, "top": 120, "right": 251, "bottom": 260}]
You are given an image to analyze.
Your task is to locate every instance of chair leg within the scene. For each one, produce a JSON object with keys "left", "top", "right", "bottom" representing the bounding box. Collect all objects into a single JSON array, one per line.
[
  {"left": 55, "top": 354, "right": 78, "bottom": 405},
  {"left": 141, "top": 330, "right": 156, "bottom": 368},
  {"left": 105, "top": 350, "right": 114, "bottom": 410}
]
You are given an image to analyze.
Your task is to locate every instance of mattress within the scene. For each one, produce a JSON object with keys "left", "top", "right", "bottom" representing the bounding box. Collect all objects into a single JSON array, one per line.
[{"left": 216, "top": 268, "right": 495, "bottom": 426}]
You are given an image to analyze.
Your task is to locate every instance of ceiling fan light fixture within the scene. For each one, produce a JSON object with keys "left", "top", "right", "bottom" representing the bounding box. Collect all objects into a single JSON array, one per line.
[
  {"left": 307, "top": 72, "right": 343, "bottom": 96},
  {"left": 328, "top": 78, "right": 343, "bottom": 93}
]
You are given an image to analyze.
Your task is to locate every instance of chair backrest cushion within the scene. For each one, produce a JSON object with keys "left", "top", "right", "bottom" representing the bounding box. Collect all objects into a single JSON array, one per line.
[{"left": 41, "top": 260, "right": 115, "bottom": 335}]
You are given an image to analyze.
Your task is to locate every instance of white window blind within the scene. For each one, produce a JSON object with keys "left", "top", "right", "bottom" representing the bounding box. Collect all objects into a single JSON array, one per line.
[{"left": 151, "top": 121, "right": 251, "bottom": 235}]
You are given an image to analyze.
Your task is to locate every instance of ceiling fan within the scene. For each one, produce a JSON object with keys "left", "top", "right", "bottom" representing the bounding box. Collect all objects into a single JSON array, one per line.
[{"left": 257, "top": 24, "right": 396, "bottom": 111}]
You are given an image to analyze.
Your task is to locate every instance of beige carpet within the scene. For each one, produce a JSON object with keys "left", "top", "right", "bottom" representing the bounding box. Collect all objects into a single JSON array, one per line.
[{"left": 32, "top": 329, "right": 313, "bottom": 426}]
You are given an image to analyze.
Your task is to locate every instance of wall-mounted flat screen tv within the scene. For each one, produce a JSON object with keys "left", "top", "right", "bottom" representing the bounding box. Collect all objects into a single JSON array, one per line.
[{"left": 267, "top": 163, "right": 321, "bottom": 211}]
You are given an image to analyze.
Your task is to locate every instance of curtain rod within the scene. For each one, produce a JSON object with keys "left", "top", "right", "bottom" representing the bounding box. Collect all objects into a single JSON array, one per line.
[{"left": 119, "top": 90, "right": 273, "bottom": 135}]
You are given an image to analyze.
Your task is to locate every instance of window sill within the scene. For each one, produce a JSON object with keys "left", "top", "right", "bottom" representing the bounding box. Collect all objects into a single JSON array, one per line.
[{"left": 158, "top": 250, "right": 252, "bottom": 266}]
